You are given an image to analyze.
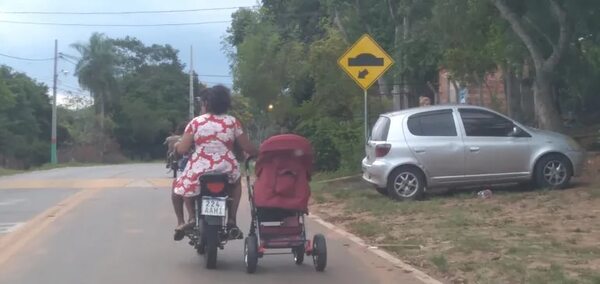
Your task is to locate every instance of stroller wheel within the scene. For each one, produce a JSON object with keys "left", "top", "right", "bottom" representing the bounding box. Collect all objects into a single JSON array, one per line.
[
  {"left": 244, "top": 235, "right": 259, "bottom": 274},
  {"left": 293, "top": 245, "right": 305, "bottom": 265},
  {"left": 312, "top": 234, "right": 327, "bottom": 272}
]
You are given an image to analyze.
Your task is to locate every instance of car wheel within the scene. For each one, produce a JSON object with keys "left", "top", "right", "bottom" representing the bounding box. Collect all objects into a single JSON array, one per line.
[
  {"left": 375, "top": 187, "right": 388, "bottom": 196},
  {"left": 534, "top": 154, "right": 572, "bottom": 189},
  {"left": 387, "top": 167, "right": 425, "bottom": 201}
]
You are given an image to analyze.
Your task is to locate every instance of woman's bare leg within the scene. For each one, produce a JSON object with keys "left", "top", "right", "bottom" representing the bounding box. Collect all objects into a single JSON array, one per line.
[
  {"left": 183, "top": 197, "right": 196, "bottom": 223},
  {"left": 228, "top": 179, "right": 242, "bottom": 225},
  {"left": 171, "top": 192, "right": 185, "bottom": 226}
]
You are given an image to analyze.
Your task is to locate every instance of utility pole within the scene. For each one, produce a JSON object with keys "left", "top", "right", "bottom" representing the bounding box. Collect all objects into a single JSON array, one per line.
[
  {"left": 51, "top": 39, "right": 58, "bottom": 164},
  {"left": 402, "top": 15, "right": 409, "bottom": 109},
  {"left": 189, "top": 45, "right": 194, "bottom": 120}
]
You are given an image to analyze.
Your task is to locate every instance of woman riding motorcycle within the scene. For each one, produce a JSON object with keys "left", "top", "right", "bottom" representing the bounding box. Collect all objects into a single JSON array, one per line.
[{"left": 171, "top": 85, "right": 257, "bottom": 241}]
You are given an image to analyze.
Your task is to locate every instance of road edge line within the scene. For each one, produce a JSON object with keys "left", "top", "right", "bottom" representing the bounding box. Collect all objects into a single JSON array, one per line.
[
  {"left": 308, "top": 214, "right": 442, "bottom": 284},
  {"left": 0, "top": 188, "right": 100, "bottom": 267}
]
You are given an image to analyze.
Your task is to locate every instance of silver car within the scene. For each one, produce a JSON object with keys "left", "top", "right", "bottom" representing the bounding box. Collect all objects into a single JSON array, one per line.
[{"left": 362, "top": 105, "right": 585, "bottom": 200}]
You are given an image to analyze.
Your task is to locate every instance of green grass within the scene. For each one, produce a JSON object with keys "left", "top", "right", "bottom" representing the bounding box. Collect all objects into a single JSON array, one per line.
[
  {"left": 348, "top": 221, "right": 384, "bottom": 238},
  {"left": 587, "top": 187, "right": 600, "bottom": 199},
  {"left": 312, "top": 169, "right": 360, "bottom": 182},
  {"left": 526, "top": 264, "right": 579, "bottom": 284},
  {"left": 0, "top": 168, "right": 23, "bottom": 177},
  {"left": 312, "top": 176, "right": 600, "bottom": 284},
  {"left": 429, "top": 254, "right": 449, "bottom": 273}
]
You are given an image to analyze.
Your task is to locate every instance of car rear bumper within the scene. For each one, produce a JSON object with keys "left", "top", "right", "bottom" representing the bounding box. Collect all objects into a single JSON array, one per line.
[
  {"left": 361, "top": 158, "right": 389, "bottom": 188},
  {"left": 566, "top": 150, "right": 585, "bottom": 177}
]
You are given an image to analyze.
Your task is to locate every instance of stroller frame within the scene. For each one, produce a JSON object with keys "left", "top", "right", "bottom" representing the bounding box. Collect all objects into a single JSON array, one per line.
[{"left": 243, "top": 157, "right": 327, "bottom": 274}]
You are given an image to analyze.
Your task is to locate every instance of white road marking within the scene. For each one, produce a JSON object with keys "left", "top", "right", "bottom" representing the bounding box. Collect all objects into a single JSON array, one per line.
[
  {"left": 0, "top": 199, "right": 26, "bottom": 206},
  {"left": 0, "top": 222, "right": 25, "bottom": 234}
]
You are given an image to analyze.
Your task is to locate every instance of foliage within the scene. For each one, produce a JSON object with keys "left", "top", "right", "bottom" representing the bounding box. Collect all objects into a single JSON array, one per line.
[
  {"left": 0, "top": 65, "right": 52, "bottom": 168},
  {"left": 71, "top": 33, "right": 119, "bottom": 128}
]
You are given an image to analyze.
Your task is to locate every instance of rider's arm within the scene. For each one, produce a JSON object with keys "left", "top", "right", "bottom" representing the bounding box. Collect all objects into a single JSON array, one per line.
[
  {"left": 176, "top": 134, "right": 193, "bottom": 155},
  {"left": 236, "top": 133, "right": 258, "bottom": 157},
  {"left": 232, "top": 117, "right": 257, "bottom": 157}
]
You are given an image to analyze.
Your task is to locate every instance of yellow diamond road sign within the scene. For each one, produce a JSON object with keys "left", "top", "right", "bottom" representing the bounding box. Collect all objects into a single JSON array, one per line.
[{"left": 338, "top": 34, "right": 394, "bottom": 90}]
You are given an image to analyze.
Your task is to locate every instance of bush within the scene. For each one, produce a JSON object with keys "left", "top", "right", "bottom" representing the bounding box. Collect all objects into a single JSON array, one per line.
[{"left": 294, "top": 116, "right": 365, "bottom": 172}]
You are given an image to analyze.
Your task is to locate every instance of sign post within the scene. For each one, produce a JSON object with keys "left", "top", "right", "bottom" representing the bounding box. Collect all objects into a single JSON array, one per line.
[{"left": 337, "top": 34, "right": 394, "bottom": 142}]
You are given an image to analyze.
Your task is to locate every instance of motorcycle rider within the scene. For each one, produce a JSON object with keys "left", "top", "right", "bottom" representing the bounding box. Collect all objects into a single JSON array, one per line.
[
  {"left": 172, "top": 85, "right": 257, "bottom": 241},
  {"left": 163, "top": 131, "right": 180, "bottom": 168}
]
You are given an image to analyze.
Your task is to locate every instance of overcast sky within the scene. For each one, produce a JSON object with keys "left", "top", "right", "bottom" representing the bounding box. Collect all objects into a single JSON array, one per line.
[{"left": 0, "top": 0, "right": 257, "bottom": 104}]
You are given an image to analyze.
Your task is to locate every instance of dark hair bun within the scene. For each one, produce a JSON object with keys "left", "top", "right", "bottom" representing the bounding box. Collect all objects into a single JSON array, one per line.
[{"left": 203, "top": 85, "right": 231, "bottom": 115}]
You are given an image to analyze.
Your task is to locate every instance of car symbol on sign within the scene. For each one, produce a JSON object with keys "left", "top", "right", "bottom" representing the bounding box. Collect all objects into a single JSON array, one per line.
[{"left": 348, "top": 53, "right": 384, "bottom": 67}]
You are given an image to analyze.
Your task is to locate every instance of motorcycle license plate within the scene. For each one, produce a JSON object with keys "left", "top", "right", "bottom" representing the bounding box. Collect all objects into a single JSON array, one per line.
[{"left": 201, "top": 197, "right": 226, "bottom": 217}]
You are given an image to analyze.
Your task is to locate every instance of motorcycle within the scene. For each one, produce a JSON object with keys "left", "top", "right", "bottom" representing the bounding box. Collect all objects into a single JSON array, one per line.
[
  {"left": 167, "top": 152, "right": 189, "bottom": 179},
  {"left": 185, "top": 172, "right": 243, "bottom": 269},
  {"left": 167, "top": 152, "right": 179, "bottom": 178}
]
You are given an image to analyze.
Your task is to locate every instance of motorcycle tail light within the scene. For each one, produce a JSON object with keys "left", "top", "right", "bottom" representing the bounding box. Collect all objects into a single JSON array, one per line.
[{"left": 207, "top": 182, "right": 225, "bottom": 194}]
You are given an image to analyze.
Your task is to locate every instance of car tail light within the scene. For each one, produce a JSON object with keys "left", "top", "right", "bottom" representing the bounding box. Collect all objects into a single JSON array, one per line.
[
  {"left": 207, "top": 182, "right": 225, "bottom": 194},
  {"left": 375, "top": 144, "right": 391, "bottom": 157}
]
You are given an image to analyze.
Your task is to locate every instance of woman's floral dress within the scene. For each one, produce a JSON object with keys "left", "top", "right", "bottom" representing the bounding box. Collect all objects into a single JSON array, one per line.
[{"left": 172, "top": 114, "right": 243, "bottom": 197}]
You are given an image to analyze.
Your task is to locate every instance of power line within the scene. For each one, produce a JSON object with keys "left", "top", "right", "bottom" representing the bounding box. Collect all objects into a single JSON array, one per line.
[
  {"left": 58, "top": 52, "right": 79, "bottom": 60},
  {"left": 0, "top": 6, "right": 257, "bottom": 15},
  {"left": 0, "top": 19, "right": 231, "bottom": 27},
  {"left": 0, "top": 52, "right": 54, "bottom": 61},
  {"left": 59, "top": 56, "right": 78, "bottom": 66}
]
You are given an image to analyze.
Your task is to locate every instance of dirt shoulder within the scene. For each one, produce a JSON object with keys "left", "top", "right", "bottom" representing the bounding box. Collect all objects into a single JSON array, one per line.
[{"left": 310, "top": 155, "right": 600, "bottom": 284}]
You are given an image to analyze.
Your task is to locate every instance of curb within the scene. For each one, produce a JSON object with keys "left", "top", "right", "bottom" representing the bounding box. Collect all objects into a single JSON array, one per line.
[{"left": 308, "top": 214, "right": 442, "bottom": 284}]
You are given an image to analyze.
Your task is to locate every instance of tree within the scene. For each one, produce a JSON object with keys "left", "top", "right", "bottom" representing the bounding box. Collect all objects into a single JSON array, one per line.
[
  {"left": 110, "top": 37, "right": 199, "bottom": 159},
  {"left": 490, "top": 0, "right": 570, "bottom": 131},
  {"left": 0, "top": 65, "right": 52, "bottom": 168},
  {"left": 71, "top": 33, "right": 119, "bottom": 131}
]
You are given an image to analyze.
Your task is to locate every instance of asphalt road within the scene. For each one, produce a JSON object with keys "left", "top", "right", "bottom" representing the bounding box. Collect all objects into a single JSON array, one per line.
[{"left": 0, "top": 164, "right": 429, "bottom": 284}]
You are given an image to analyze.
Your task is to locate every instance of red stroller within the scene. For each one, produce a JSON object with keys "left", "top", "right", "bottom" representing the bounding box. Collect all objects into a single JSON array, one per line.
[{"left": 243, "top": 134, "right": 327, "bottom": 273}]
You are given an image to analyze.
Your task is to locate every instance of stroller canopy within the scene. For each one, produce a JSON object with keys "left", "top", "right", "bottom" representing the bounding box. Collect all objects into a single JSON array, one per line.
[
  {"left": 253, "top": 134, "right": 314, "bottom": 212},
  {"left": 259, "top": 134, "right": 313, "bottom": 154}
]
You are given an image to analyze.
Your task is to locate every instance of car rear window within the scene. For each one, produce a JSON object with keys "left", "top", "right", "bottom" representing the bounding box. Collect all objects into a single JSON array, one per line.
[
  {"left": 407, "top": 110, "right": 457, "bottom": 136},
  {"left": 371, "top": 116, "right": 390, "bottom": 141}
]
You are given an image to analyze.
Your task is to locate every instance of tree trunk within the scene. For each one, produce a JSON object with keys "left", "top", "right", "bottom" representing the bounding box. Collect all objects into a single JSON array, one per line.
[
  {"left": 491, "top": 0, "right": 569, "bottom": 131},
  {"left": 504, "top": 66, "right": 523, "bottom": 121},
  {"left": 520, "top": 82, "right": 535, "bottom": 126},
  {"left": 519, "top": 61, "right": 535, "bottom": 125},
  {"left": 378, "top": 77, "right": 391, "bottom": 97},
  {"left": 534, "top": 71, "right": 563, "bottom": 131},
  {"left": 426, "top": 81, "right": 439, "bottom": 104},
  {"left": 451, "top": 81, "right": 460, "bottom": 103}
]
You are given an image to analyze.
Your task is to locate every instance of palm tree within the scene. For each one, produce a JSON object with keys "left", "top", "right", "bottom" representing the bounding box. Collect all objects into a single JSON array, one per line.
[{"left": 71, "top": 33, "right": 118, "bottom": 131}]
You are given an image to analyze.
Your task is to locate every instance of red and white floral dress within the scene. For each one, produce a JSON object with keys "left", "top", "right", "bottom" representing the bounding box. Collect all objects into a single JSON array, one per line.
[{"left": 172, "top": 114, "right": 244, "bottom": 197}]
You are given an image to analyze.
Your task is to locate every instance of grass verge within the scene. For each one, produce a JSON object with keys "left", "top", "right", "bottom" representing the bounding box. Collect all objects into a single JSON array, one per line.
[{"left": 310, "top": 177, "right": 600, "bottom": 284}]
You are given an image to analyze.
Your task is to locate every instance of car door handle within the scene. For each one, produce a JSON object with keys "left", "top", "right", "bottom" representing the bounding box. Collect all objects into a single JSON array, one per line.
[
  {"left": 469, "top": 146, "right": 480, "bottom": 152},
  {"left": 414, "top": 148, "right": 426, "bottom": 153}
]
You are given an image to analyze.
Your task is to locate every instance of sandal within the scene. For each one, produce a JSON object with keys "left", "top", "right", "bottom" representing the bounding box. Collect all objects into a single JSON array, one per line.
[
  {"left": 227, "top": 223, "right": 243, "bottom": 240},
  {"left": 174, "top": 228, "right": 185, "bottom": 241}
]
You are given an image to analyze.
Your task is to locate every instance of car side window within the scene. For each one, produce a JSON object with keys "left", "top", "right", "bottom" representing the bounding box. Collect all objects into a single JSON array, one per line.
[
  {"left": 407, "top": 110, "right": 457, "bottom": 137},
  {"left": 459, "top": 109, "right": 515, "bottom": 137}
]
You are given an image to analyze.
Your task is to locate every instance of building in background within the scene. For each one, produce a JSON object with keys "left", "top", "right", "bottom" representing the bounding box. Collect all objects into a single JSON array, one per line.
[{"left": 438, "top": 69, "right": 507, "bottom": 113}]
